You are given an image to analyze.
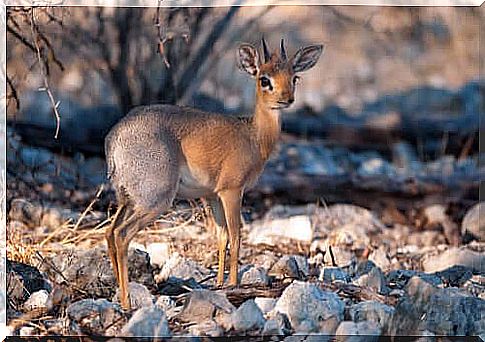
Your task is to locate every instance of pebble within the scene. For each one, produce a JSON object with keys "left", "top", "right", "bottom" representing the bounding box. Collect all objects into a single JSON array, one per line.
[
  {"left": 354, "top": 266, "right": 389, "bottom": 295},
  {"left": 319, "top": 266, "right": 351, "bottom": 283},
  {"left": 335, "top": 321, "right": 381, "bottom": 341},
  {"left": 254, "top": 297, "right": 278, "bottom": 316},
  {"left": 179, "top": 289, "right": 235, "bottom": 323},
  {"left": 221, "top": 299, "right": 266, "bottom": 332},
  {"left": 22, "top": 290, "right": 52, "bottom": 312},
  {"left": 248, "top": 215, "right": 313, "bottom": 246},
  {"left": 462, "top": 202, "right": 485, "bottom": 241},
  {"left": 121, "top": 305, "right": 171, "bottom": 337},
  {"left": 146, "top": 242, "right": 171, "bottom": 268},
  {"left": 269, "top": 255, "right": 304, "bottom": 280},
  {"left": 272, "top": 281, "right": 344, "bottom": 333},
  {"left": 66, "top": 299, "right": 123, "bottom": 335},
  {"left": 349, "top": 300, "right": 395, "bottom": 330},
  {"left": 240, "top": 265, "right": 270, "bottom": 286},
  {"left": 113, "top": 282, "right": 154, "bottom": 310},
  {"left": 422, "top": 247, "right": 485, "bottom": 274},
  {"left": 155, "top": 253, "right": 214, "bottom": 285},
  {"left": 188, "top": 320, "right": 224, "bottom": 337}
]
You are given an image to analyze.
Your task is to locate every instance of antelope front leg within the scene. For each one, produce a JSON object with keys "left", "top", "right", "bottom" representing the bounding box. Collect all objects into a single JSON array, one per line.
[
  {"left": 218, "top": 189, "right": 243, "bottom": 286},
  {"left": 208, "top": 198, "right": 229, "bottom": 286}
]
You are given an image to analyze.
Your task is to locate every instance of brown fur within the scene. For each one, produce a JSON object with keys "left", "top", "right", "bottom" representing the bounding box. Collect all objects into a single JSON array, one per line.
[{"left": 104, "top": 38, "right": 323, "bottom": 309}]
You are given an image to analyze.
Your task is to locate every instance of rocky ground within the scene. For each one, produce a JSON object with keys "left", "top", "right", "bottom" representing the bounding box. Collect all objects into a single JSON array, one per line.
[{"left": 6, "top": 125, "right": 485, "bottom": 338}]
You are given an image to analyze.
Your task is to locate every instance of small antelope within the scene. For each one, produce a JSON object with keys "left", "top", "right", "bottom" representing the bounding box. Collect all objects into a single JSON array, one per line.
[{"left": 105, "top": 38, "right": 323, "bottom": 309}]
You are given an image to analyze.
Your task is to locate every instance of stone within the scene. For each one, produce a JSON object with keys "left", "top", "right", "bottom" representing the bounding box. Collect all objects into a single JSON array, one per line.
[
  {"left": 146, "top": 242, "right": 171, "bottom": 267},
  {"left": 313, "top": 204, "right": 384, "bottom": 239},
  {"left": 221, "top": 299, "right": 265, "bottom": 332},
  {"left": 8, "top": 199, "right": 43, "bottom": 227},
  {"left": 41, "top": 247, "right": 153, "bottom": 299},
  {"left": 252, "top": 251, "right": 279, "bottom": 271},
  {"left": 155, "top": 295, "right": 176, "bottom": 311},
  {"left": 240, "top": 265, "right": 270, "bottom": 286},
  {"left": 293, "top": 255, "right": 310, "bottom": 278},
  {"left": 263, "top": 312, "right": 291, "bottom": 335},
  {"left": 335, "top": 321, "right": 381, "bottom": 341},
  {"left": 20, "top": 146, "right": 53, "bottom": 169},
  {"left": 254, "top": 297, "right": 278, "bottom": 316},
  {"left": 368, "top": 247, "right": 391, "bottom": 272},
  {"left": 407, "top": 231, "right": 447, "bottom": 247},
  {"left": 66, "top": 299, "right": 123, "bottom": 335},
  {"left": 422, "top": 247, "right": 485, "bottom": 274},
  {"left": 22, "top": 290, "right": 52, "bottom": 312},
  {"left": 386, "top": 269, "right": 442, "bottom": 289},
  {"left": 424, "top": 288, "right": 485, "bottom": 335},
  {"left": 326, "top": 224, "right": 370, "bottom": 252},
  {"left": 155, "top": 252, "right": 214, "bottom": 285},
  {"left": 269, "top": 255, "right": 305, "bottom": 280},
  {"left": 354, "top": 266, "right": 389, "bottom": 295},
  {"left": 121, "top": 305, "right": 170, "bottom": 337},
  {"left": 349, "top": 301, "right": 394, "bottom": 331},
  {"left": 7, "top": 260, "right": 50, "bottom": 308},
  {"left": 113, "top": 282, "right": 154, "bottom": 310},
  {"left": 248, "top": 215, "right": 313, "bottom": 246},
  {"left": 188, "top": 320, "right": 224, "bottom": 337},
  {"left": 434, "top": 265, "right": 473, "bottom": 287},
  {"left": 462, "top": 202, "right": 485, "bottom": 241},
  {"left": 311, "top": 240, "right": 356, "bottom": 268},
  {"left": 272, "top": 281, "right": 344, "bottom": 333},
  {"left": 179, "top": 289, "right": 235, "bottom": 323},
  {"left": 319, "top": 267, "right": 351, "bottom": 283},
  {"left": 389, "top": 276, "right": 485, "bottom": 336},
  {"left": 19, "top": 326, "right": 36, "bottom": 336}
]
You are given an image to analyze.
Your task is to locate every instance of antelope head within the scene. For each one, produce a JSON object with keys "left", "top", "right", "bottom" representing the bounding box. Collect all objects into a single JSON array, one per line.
[{"left": 238, "top": 37, "right": 324, "bottom": 110}]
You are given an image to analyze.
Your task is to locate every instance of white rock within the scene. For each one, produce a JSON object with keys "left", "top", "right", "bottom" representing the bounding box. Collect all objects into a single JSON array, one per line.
[
  {"left": 335, "top": 321, "right": 381, "bottom": 340},
  {"left": 422, "top": 247, "right": 485, "bottom": 274},
  {"left": 319, "top": 267, "right": 350, "bottom": 283},
  {"left": 19, "top": 326, "right": 36, "bottom": 336},
  {"left": 248, "top": 215, "right": 313, "bottom": 246},
  {"left": 354, "top": 267, "right": 389, "bottom": 295},
  {"left": 113, "top": 282, "right": 154, "bottom": 310},
  {"left": 263, "top": 312, "right": 291, "bottom": 335},
  {"left": 240, "top": 265, "right": 270, "bottom": 286},
  {"left": 121, "top": 305, "right": 171, "bottom": 337},
  {"left": 462, "top": 202, "right": 485, "bottom": 241},
  {"left": 188, "top": 320, "right": 223, "bottom": 337},
  {"left": 349, "top": 301, "right": 395, "bottom": 330},
  {"left": 23, "top": 290, "right": 52, "bottom": 312},
  {"left": 155, "top": 295, "right": 175, "bottom": 311},
  {"left": 221, "top": 299, "right": 265, "bottom": 332},
  {"left": 147, "top": 242, "right": 171, "bottom": 267},
  {"left": 272, "top": 281, "right": 344, "bottom": 333},
  {"left": 155, "top": 252, "right": 214, "bottom": 284},
  {"left": 423, "top": 205, "right": 448, "bottom": 225},
  {"left": 368, "top": 247, "right": 391, "bottom": 272},
  {"left": 254, "top": 297, "right": 278, "bottom": 316},
  {"left": 313, "top": 204, "right": 384, "bottom": 238}
]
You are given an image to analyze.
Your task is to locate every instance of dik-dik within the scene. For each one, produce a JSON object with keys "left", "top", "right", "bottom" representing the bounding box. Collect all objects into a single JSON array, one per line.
[{"left": 105, "top": 38, "right": 323, "bottom": 309}]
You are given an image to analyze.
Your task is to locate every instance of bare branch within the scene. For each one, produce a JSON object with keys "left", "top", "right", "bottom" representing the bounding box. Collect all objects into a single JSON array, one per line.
[
  {"left": 6, "top": 75, "right": 20, "bottom": 111},
  {"left": 29, "top": 7, "right": 61, "bottom": 139}
]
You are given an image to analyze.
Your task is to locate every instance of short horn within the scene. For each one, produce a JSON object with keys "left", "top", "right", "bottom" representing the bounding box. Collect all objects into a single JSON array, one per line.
[
  {"left": 261, "top": 36, "right": 270, "bottom": 63},
  {"left": 280, "top": 38, "right": 287, "bottom": 61}
]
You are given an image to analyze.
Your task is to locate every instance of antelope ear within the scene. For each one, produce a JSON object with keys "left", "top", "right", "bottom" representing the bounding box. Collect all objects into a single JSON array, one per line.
[
  {"left": 238, "top": 43, "right": 259, "bottom": 77},
  {"left": 292, "top": 44, "right": 324, "bottom": 73}
]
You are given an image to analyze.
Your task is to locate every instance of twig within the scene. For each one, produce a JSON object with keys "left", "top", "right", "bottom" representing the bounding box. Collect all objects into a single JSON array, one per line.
[
  {"left": 6, "top": 75, "right": 20, "bottom": 110},
  {"left": 29, "top": 7, "right": 61, "bottom": 139}
]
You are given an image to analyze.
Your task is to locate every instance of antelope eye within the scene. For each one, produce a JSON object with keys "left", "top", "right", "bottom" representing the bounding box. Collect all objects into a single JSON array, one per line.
[
  {"left": 259, "top": 76, "right": 272, "bottom": 90},
  {"left": 293, "top": 76, "right": 300, "bottom": 85}
]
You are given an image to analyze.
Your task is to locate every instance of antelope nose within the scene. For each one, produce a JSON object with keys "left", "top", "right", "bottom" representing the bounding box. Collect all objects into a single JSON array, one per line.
[{"left": 288, "top": 97, "right": 295, "bottom": 104}]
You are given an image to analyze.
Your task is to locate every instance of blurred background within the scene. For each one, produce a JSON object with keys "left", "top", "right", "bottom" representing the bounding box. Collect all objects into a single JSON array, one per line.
[{"left": 5, "top": 5, "right": 483, "bottom": 234}]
